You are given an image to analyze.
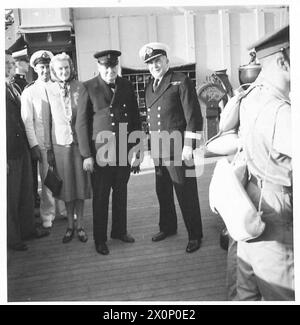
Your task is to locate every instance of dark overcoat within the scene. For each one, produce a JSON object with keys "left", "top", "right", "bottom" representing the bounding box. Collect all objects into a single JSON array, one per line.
[
  {"left": 6, "top": 84, "right": 28, "bottom": 160},
  {"left": 76, "top": 75, "right": 140, "bottom": 162}
]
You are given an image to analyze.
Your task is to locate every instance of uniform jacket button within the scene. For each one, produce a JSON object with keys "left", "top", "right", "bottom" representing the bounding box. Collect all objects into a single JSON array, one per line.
[
  {"left": 112, "top": 122, "right": 115, "bottom": 126},
  {"left": 157, "top": 114, "right": 160, "bottom": 118},
  {"left": 158, "top": 106, "right": 161, "bottom": 111},
  {"left": 157, "top": 121, "right": 161, "bottom": 125}
]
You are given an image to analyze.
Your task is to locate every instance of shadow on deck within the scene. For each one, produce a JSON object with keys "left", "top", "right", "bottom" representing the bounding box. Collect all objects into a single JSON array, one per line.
[{"left": 7, "top": 160, "right": 228, "bottom": 302}]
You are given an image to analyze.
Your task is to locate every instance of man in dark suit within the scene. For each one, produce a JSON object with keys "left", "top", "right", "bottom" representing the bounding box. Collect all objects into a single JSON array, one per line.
[
  {"left": 139, "top": 42, "right": 203, "bottom": 253},
  {"left": 76, "top": 50, "right": 141, "bottom": 255},
  {"left": 6, "top": 50, "right": 49, "bottom": 251}
]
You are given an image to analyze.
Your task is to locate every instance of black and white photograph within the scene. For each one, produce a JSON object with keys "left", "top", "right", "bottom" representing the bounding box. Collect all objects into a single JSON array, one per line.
[{"left": 2, "top": 0, "right": 300, "bottom": 306}]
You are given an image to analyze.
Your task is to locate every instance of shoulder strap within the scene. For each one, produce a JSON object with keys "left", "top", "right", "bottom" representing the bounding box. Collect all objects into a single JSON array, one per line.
[
  {"left": 218, "top": 83, "right": 260, "bottom": 134},
  {"left": 237, "top": 83, "right": 261, "bottom": 102}
]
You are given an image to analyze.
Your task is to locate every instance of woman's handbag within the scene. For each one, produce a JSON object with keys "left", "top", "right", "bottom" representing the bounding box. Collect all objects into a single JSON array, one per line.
[
  {"left": 44, "top": 166, "right": 63, "bottom": 197},
  {"left": 43, "top": 87, "right": 63, "bottom": 197}
]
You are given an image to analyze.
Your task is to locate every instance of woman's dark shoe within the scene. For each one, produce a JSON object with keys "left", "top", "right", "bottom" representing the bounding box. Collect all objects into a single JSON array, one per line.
[
  {"left": 77, "top": 227, "right": 88, "bottom": 243},
  {"left": 62, "top": 228, "right": 74, "bottom": 244}
]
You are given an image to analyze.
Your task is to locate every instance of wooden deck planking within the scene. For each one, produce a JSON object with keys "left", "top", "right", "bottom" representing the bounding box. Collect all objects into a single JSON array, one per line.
[
  {"left": 8, "top": 255, "right": 226, "bottom": 294},
  {"left": 7, "top": 160, "right": 228, "bottom": 302},
  {"left": 9, "top": 267, "right": 226, "bottom": 301}
]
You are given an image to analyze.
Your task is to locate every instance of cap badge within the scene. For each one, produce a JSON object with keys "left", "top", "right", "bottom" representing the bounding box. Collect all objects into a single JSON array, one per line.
[
  {"left": 41, "top": 52, "right": 50, "bottom": 59},
  {"left": 145, "top": 47, "right": 153, "bottom": 56}
]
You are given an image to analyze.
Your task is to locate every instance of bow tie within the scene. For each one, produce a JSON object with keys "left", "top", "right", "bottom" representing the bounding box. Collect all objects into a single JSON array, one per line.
[{"left": 108, "top": 83, "right": 115, "bottom": 89}]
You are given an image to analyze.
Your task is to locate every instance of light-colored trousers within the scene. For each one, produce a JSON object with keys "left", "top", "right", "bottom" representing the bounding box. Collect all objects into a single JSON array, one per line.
[
  {"left": 237, "top": 181, "right": 294, "bottom": 301},
  {"left": 39, "top": 149, "right": 65, "bottom": 227}
]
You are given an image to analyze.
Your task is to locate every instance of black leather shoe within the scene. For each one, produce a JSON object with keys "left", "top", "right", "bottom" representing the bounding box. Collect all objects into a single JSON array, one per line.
[
  {"left": 35, "top": 226, "right": 51, "bottom": 238},
  {"left": 95, "top": 242, "right": 109, "bottom": 255},
  {"left": 186, "top": 239, "right": 201, "bottom": 253},
  {"left": 10, "top": 242, "right": 28, "bottom": 251},
  {"left": 111, "top": 233, "right": 135, "bottom": 243},
  {"left": 152, "top": 231, "right": 176, "bottom": 242}
]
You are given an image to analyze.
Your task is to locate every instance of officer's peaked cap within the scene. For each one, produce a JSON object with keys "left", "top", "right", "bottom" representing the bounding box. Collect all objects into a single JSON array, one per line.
[
  {"left": 247, "top": 24, "right": 289, "bottom": 59},
  {"left": 12, "top": 48, "right": 29, "bottom": 62},
  {"left": 139, "top": 42, "right": 169, "bottom": 63},
  {"left": 30, "top": 50, "right": 54, "bottom": 68},
  {"left": 94, "top": 50, "right": 121, "bottom": 67}
]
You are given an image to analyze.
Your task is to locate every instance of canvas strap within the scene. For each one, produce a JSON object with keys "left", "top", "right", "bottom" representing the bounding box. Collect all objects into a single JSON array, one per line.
[{"left": 243, "top": 102, "right": 283, "bottom": 214}]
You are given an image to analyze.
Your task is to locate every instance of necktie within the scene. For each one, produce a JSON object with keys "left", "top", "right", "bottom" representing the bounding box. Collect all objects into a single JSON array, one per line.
[
  {"left": 153, "top": 79, "right": 160, "bottom": 92},
  {"left": 108, "top": 83, "right": 116, "bottom": 93}
]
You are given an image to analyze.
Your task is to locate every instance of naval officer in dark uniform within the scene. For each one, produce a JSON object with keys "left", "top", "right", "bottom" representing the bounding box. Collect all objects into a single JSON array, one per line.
[
  {"left": 76, "top": 50, "right": 141, "bottom": 255},
  {"left": 12, "top": 50, "right": 29, "bottom": 92},
  {"left": 6, "top": 50, "right": 49, "bottom": 251},
  {"left": 139, "top": 42, "right": 203, "bottom": 253}
]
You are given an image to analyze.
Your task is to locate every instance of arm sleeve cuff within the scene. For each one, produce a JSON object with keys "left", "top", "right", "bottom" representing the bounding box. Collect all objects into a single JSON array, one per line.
[{"left": 184, "top": 131, "right": 202, "bottom": 140}]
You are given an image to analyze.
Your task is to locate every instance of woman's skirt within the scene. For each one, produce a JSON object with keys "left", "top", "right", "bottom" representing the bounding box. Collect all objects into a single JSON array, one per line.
[{"left": 53, "top": 143, "right": 91, "bottom": 202}]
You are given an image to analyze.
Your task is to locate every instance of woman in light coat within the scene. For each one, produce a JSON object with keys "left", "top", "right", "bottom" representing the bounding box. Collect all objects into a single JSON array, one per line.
[{"left": 45, "top": 52, "right": 91, "bottom": 244}]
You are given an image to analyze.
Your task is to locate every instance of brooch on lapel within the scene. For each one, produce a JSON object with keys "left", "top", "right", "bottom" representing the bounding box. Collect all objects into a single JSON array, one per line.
[
  {"left": 73, "top": 93, "right": 79, "bottom": 104},
  {"left": 171, "top": 81, "right": 181, "bottom": 86}
]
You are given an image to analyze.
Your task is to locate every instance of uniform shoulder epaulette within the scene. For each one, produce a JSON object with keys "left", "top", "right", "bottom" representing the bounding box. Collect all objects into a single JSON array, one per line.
[{"left": 24, "top": 81, "right": 35, "bottom": 89}]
